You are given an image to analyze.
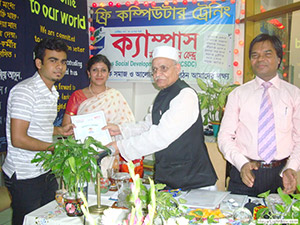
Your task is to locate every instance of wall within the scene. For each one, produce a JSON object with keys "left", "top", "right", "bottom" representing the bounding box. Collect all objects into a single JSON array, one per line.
[
  {"left": 86, "top": 0, "right": 242, "bottom": 121},
  {"left": 106, "top": 81, "right": 199, "bottom": 121}
]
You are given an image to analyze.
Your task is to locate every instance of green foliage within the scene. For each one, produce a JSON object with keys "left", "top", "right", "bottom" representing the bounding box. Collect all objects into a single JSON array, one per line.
[
  {"left": 126, "top": 174, "right": 188, "bottom": 222},
  {"left": 197, "top": 79, "right": 238, "bottom": 125},
  {"left": 31, "top": 136, "right": 110, "bottom": 197},
  {"left": 256, "top": 186, "right": 300, "bottom": 225},
  {"left": 155, "top": 185, "right": 187, "bottom": 221}
]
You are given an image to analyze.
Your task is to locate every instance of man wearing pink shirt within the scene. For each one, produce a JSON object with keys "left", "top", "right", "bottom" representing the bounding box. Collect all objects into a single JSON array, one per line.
[{"left": 218, "top": 33, "right": 300, "bottom": 196}]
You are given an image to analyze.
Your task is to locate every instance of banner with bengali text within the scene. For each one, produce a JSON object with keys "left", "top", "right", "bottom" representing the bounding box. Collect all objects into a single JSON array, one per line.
[{"left": 90, "top": 1, "right": 236, "bottom": 83}]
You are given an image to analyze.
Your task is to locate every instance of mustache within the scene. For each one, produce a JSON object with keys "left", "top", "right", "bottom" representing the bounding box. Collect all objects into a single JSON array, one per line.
[{"left": 154, "top": 76, "right": 166, "bottom": 81}]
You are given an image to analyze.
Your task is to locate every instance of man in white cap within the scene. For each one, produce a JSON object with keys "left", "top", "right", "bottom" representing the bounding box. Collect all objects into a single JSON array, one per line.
[{"left": 105, "top": 46, "right": 217, "bottom": 191}]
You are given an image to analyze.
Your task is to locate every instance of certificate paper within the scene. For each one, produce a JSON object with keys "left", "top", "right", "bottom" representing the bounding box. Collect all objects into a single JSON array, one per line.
[{"left": 71, "top": 111, "right": 112, "bottom": 145}]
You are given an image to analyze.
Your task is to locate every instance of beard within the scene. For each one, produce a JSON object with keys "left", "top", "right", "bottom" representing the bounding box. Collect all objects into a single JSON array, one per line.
[
  {"left": 51, "top": 73, "right": 65, "bottom": 83},
  {"left": 52, "top": 78, "right": 62, "bottom": 83}
]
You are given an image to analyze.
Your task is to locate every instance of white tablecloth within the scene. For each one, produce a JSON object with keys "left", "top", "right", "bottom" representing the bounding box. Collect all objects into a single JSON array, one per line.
[
  {"left": 23, "top": 191, "right": 115, "bottom": 225},
  {"left": 23, "top": 190, "right": 260, "bottom": 225}
]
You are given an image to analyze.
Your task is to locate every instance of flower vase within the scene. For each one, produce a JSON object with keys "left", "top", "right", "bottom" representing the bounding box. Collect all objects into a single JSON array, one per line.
[
  {"left": 63, "top": 193, "right": 84, "bottom": 217},
  {"left": 55, "top": 189, "right": 67, "bottom": 208},
  {"left": 210, "top": 122, "right": 220, "bottom": 137}
]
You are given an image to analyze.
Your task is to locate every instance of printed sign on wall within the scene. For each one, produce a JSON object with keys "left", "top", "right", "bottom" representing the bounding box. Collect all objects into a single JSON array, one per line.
[{"left": 90, "top": 1, "right": 236, "bottom": 83}]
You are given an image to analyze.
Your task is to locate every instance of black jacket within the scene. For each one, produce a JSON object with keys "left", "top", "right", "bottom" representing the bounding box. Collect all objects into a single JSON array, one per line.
[{"left": 152, "top": 79, "right": 217, "bottom": 191}]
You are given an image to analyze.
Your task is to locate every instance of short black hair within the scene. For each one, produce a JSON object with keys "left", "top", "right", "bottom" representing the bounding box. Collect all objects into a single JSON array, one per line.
[
  {"left": 87, "top": 54, "right": 111, "bottom": 72},
  {"left": 34, "top": 37, "right": 68, "bottom": 62},
  {"left": 249, "top": 33, "right": 283, "bottom": 69}
]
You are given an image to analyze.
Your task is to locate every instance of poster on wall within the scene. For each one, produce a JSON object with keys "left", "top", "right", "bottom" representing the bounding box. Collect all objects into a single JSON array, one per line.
[
  {"left": 90, "top": 1, "right": 235, "bottom": 83},
  {"left": 0, "top": 0, "right": 89, "bottom": 151}
]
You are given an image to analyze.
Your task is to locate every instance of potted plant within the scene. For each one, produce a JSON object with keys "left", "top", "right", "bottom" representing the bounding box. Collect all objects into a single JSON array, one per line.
[
  {"left": 80, "top": 161, "right": 191, "bottom": 225},
  {"left": 32, "top": 136, "right": 110, "bottom": 216},
  {"left": 197, "top": 79, "right": 238, "bottom": 136}
]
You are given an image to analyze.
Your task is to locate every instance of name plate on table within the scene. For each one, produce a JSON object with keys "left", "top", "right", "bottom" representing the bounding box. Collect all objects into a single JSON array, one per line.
[
  {"left": 71, "top": 111, "right": 112, "bottom": 145},
  {"left": 181, "top": 190, "right": 230, "bottom": 209}
]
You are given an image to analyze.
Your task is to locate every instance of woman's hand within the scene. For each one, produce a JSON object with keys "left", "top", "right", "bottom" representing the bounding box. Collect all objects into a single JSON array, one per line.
[{"left": 102, "top": 123, "right": 121, "bottom": 136}]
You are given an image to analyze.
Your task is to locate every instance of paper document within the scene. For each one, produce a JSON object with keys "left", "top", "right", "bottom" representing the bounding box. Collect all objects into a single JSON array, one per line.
[
  {"left": 71, "top": 111, "right": 112, "bottom": 145},
  {"left": 181, "top": 189, "right": 230, "bottom": 209}
]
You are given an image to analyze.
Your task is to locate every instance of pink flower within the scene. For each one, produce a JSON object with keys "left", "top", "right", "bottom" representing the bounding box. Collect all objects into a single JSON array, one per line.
[
  {"left": 143, "top": 214, "right": 150, "bottom": 224},
  {"left": 135, "top": 198, "right": 141, "bottom": 206},
  {"left": 65, "top": 203, "right": 76, "bottom": 214}
]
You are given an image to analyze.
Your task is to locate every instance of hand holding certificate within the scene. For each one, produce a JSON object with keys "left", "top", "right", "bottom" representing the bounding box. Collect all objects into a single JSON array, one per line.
[{"left": 71, "top": 111, "right": 112, "bottom": 145}]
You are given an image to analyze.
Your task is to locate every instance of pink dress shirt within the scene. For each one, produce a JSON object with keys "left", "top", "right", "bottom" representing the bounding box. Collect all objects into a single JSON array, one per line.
[{"left": 218, "top": 75, "right": 300, "bottom": 172}]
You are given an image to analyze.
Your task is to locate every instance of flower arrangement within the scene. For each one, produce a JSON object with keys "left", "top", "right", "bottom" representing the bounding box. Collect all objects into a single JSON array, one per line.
[
  {"left": 80, "top": 161, "right": 190, "bottom": 225},
  {"left": 80, "top": 161, "right": 228, "bottom": 225}
]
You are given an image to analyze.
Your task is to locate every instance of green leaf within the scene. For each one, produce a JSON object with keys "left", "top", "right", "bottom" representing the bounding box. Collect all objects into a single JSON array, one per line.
[
  {"left": 194, "top": 210, "right": 203, "bottom": 216},
  {"left": 292, "top": 200, "right": 300, "bottom": 212},
  {"left": 212, "top": 87, "right": 221, "bottom": 93},
  {"left": 82, "top": 148, "right": 88, "bottom": 157},
  {"left": 275, "top": 204, "right": 285, "bottom": 213},
  {"left": 68, "top": 157, "right": 76, "bottom": 173},
  {"left": 63, "top": 167, "right": 71, "bottom": 184},
  {"left": 197, "top": 78, "right": 208, "bottom": 91},
  {"left": 155, "top": 183, "right": 166, "bottom": 191},
  {"left": 203, "top": 113, "right": 209, "bottom": 126},
  {"left": 258, "top": 190, "right": 270, "bottom": 198},
  {"left": 185, "top": 215, "right": 195, "bottom": 220},
  {"left": 211, "top": 79, "right": 222, "bottom": 88},
  {"left": 278, "top": 187, "right": 292, "bottom": 205},
  {"left": 83, "top": 170, "right": 91, "bottom": 182},
  {"left": 178, "top": 198, "right": 187, "bottom": 204},
  {"left": 200, "top": 96, "right": 209, "bottom": 110},
  {"left": 207, "top": 215, "right": 216, "bottom": 223},
  {"left": 207, "top": 87, "right": 215, "bottom": 95},
  {"left": 218, "top": 93, "right": 227, "bottom": 108},
  {"left": 256, "top": 207, "right": 269, "bottom": 219},
  {"left": 291, "top": 194, "right": 300, "bottom": 201}
]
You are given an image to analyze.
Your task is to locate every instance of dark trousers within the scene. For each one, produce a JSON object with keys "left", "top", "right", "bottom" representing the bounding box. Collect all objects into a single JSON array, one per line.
[
  {"left": 228, "top": 163, "right": 285, "bottom": 197},
  {"left": 3, "top": 171, "right": 58, "bottom": 225}
]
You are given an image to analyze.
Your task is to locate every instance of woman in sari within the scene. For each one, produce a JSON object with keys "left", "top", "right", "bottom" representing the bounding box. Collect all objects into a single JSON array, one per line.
[{"left": 62, "top": 54, "right": 143, "bottom": 177}]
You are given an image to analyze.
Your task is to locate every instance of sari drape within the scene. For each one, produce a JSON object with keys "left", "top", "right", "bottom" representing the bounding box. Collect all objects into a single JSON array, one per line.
[{"left": 66, "top": 87, "right": 143, "bottom": 177}]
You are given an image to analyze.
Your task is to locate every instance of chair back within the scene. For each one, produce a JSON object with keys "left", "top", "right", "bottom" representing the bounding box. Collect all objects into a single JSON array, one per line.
[{"left": 206, "top": 142, "right": 227, "bottom": 191}]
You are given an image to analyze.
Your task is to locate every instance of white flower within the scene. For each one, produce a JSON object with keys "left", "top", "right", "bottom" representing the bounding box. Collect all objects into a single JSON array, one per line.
[
  {"left": 164, "top": 217, "right": 189, "bottom": 225},
  {"left": 165, "top": 218, "right": 177, "bottom": 225},
  {"left": 175, "top": 217, "right": 189, "bottom": 225},
  {"left": 101, "top": 208, "right": 129, "bottom": 225}
]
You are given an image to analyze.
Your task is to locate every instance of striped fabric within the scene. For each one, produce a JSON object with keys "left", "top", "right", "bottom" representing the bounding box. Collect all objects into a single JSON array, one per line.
[
  {"left": 258, "top": 82, "right": 276, "bottom": 163},
  {"left": 3, "top": 72, "right": 59, "bottom": 180}
]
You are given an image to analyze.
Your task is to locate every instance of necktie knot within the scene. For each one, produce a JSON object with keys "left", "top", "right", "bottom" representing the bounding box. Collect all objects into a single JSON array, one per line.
[{"left": 262, "top": 82, "right": 272, "bottom": 89}]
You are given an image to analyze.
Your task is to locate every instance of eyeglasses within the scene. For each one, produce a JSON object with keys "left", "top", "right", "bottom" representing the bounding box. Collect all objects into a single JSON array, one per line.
[{"left": 152, "top": 65, "right": 173, "bottom": 75}]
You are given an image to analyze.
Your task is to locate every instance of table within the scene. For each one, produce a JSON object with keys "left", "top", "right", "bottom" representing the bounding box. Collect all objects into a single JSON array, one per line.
[{"left": 23, "top": 188, "right": 260, "bottom": 225}]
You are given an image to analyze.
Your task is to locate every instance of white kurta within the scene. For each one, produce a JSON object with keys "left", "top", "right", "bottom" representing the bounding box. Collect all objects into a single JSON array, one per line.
[{"left": 117, "top": 87, "right": 199, "bottom": 161}]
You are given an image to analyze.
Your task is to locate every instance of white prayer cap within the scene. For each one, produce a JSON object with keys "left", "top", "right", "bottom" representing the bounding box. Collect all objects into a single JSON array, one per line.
[{"left": 152, "top": 46, "right": 179, "bottom": 62}]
